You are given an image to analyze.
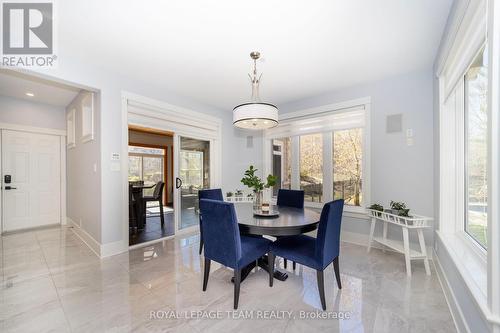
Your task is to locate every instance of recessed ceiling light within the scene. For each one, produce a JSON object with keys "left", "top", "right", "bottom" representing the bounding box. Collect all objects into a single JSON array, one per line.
[{"left": 25, "top": 92, "right": 34, "bottom": 97}]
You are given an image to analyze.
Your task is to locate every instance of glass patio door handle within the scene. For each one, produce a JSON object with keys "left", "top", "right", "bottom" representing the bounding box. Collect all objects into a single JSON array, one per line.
[{"left": 175, "top": 177, "right": 183, "bottom": 189}]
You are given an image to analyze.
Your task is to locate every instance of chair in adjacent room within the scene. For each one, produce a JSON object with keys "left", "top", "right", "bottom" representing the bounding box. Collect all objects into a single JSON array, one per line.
[
  {"left": 143, "top": 181, "right": 165, "bottom": 227},
  {"left": 269, "top": 199, "right": 344, "bottom": 310},
  {"left": 198, "top": 188, "right": 224, "bottom": 254},
  {"left": 199, "top": 199, "right": 274, "bottom": 309}
]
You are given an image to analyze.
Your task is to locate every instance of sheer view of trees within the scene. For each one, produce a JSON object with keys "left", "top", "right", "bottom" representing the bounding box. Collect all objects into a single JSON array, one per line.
[
  {"left": 300, "top": 134, "right": 323, "bottom": 202},
  {"left": 465, "top": 50, "right": 488, "bottom": 248},
  {"left": 274, "top": 130, "right": 363, "bottom": 206},
  {"left": 334, "top": 129, "right": 363, "bottom": 206}
]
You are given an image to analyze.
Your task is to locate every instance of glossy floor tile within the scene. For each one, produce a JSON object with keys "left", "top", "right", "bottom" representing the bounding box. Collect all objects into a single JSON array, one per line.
[{"left": 0, "top": 226, "right": 456, "bottom": 332}]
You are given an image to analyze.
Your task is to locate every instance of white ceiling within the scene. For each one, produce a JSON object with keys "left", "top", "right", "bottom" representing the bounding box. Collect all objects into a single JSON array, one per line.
[
  {"left": 58, "top": 0, "right": 452, "bottom": 110},
  {"left": 0, "top": 70, "right": 80, "bottom": 107}
]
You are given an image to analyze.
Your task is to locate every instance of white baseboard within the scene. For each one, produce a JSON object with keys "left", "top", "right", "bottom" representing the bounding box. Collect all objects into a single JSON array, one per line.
[
  {"left": 68, "top": 217, "right": 101, "bottom": 257},
  {"left": 68, "top": 217, "right": 127, "bottom": 258},
  {"left": 433, "top": 248, "right": 470, "bottom": 333},
  {"left": 101, "top": 240, "right": 128, "bottom": 258}
]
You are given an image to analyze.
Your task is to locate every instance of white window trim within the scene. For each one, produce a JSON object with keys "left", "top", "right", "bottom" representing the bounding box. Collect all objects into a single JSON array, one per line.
[
  {"left": 436, "top": 0, "right": 500, "bottom": 326},
  {"left": 263, "top": 97, "right": 371, "bottom": 215}
]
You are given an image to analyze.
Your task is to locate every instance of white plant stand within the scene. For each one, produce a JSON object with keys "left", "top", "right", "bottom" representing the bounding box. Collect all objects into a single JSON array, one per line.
[
  {"left": 225, "top": 196, "right": 253, "bottom": 203},
  {"left": 366, "top": 209, "right": 433, "bottom": 277}
]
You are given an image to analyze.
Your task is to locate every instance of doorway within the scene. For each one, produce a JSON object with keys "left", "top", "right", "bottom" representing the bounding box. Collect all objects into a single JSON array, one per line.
[
  {"left": 123, "top": 93, "right": 222, "bottom": 248},
  {"left": 128, "top": 126, "right": 174, "bottom": 245},
  {"left": 1, "top": 129, "right": 62, "bottom": 232}
]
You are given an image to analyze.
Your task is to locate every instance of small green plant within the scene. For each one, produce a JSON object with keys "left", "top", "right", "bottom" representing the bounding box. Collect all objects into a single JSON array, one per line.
[
  {"left": 241, "top": 165, "right": 277, "bottom": 193},
  {"left": 390, "top": 201, "right": 407, "bottom": 211},
  {"left": 368, "top": 203, "right": 384, "bottom": 211},
  {"left": 226, "top": 191, "right": 233, "bottom": 197},
  {"left": 235, "top": 189, "right": 243, "bottom": 196},
  {"left": 398, "top": 208, "right": 411, "bottom": 217}
]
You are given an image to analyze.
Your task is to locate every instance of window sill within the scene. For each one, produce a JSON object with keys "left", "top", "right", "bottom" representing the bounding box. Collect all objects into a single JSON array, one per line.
[{"left": 436, "top": 230, "right": 488, "bottom": 316}]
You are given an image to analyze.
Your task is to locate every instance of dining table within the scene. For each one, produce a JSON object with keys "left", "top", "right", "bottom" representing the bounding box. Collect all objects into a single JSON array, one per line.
[
  {"left": 129, "top": 182, "right": 156, "bottom": 230},
  {"left": 232, "top": 202, "right": 321, "bottom": 282}
]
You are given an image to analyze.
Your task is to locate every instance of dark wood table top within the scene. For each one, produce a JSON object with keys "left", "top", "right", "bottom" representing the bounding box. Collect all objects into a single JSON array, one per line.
[{"left": 234, "top": 203, "right": 320, "bottom": 236}]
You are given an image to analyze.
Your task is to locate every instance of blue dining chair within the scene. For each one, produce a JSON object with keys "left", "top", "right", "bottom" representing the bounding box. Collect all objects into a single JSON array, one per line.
[
  {"left": 276, "top": 189, "right": 305, "bottom": 269},
  {"left": 199, "top": 199, "right": 274, "bottom": 309},
  {"left": 277, "top": 189, "right": 304, "bottom": 209},
  {"left": 269, "top": 199, "right": 344, "bottom": 310},
  {"left": 198, "top": 189, "right": 224, "bottom": 254}
]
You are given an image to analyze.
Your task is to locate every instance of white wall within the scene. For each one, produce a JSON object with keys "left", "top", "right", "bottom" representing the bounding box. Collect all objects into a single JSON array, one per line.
[
  {"left": 0, "top": 95, "right": 66, "bottom": 130},
  {"left": 278, "top": 69, "right": 435, "bottom": 250},
  {"left": 66, "top": 91, "right": 102, "bottom": 242}
]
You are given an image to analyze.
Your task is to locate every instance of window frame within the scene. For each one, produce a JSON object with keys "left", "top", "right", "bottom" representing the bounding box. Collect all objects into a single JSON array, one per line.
[
  {"left": 463, "top": 46, "right": 489, "bottom": 250},
  {"left": 263, "top": 98, "right": 371, "bottom": 215},
  {"left": 439, "top": 43, "right": 489, "bottom": 265}
]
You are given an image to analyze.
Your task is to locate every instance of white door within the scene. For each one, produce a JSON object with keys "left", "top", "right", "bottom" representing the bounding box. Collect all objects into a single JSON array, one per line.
[{"left": 1, "top": 130, "right": 61, "bottom": 232}]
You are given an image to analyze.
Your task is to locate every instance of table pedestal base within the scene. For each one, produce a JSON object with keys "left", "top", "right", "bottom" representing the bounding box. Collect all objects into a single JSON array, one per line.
[{"left": 231, "top": 255, "right": 288, "bottom": 283}]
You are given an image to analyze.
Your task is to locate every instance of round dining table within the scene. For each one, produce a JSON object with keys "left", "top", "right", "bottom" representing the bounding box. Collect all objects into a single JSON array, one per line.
[{"left": 232, "top": 202, "right": 321, "bottom": 282}]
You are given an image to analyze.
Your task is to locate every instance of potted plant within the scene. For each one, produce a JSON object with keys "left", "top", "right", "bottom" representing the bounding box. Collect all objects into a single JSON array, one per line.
[
  {"left": 241, "top": 165, "right": 277, "bottom": 209},
  {"left": 368, "top": 203, "right": 384, "bottom": 217},
  {"left": 226, "top": 191, "right": 233, "bottom": 198},
  {"left": 235, "top": 189, "right": 243, "bottom": 201},
  {"left": 398, "top": 208, "right": 411, "bottom": 217},
  {"left": 390, "top": 201, "right": 407, "bottom": 215}
]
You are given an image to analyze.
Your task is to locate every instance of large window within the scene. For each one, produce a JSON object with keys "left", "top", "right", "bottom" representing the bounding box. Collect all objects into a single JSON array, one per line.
[
  {"left": 266, "top": 106, "right": 367, "bottom": 211},
  {"left": 333, "top": 129, "right": 363, "bottom": 206},
  {"left": 300, "top": 134, "right": 323, "bottom": 202},
  {"left": 465, "top": 47, "right": 488, "bottom": 249}
]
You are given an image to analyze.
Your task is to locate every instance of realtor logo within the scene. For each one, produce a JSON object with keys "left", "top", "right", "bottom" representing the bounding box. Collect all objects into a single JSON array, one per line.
[{"left": 1, "top": 1, "right": 56, "bottom": 67}]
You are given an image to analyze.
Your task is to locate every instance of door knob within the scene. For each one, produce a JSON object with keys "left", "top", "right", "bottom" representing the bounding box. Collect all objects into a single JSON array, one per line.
[{"left": 4, "top": 186, "right": 16, "bottom": 190}]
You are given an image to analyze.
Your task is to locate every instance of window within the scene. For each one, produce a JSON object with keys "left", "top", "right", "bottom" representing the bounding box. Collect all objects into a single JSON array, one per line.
[
  {"left": 464, "top": 47, "right": 488, "bottom": 249},
  {"left": 128, "top": 145, "right": 165, "bottom": 196},
  {"left": 271, "top": 138, "right": 291, "bottom": 196},
  {"left": 265, "top": 104, "right": 368, "bottom": 211},
  {"left": 334, "top": 129, "right": 363, "bottom": 206},
  {"left": 300, "top": 134, "right": 323, "bottom": 202}
]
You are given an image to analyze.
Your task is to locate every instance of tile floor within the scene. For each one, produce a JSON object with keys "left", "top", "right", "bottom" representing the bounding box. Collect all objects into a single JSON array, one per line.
[{"left": 0, "top": 226, "right": 456, "bottom": 332}]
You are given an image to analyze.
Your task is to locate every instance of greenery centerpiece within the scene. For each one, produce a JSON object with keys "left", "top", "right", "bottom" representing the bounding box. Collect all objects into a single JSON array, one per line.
[{"left": 241, "top": 165, "right": 277, "bottom": 209}]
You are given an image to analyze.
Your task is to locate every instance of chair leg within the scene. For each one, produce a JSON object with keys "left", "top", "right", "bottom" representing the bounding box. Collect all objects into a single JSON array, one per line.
[
  {"left": 203, "top": 258, "right": 210, "bottom": 291},
  {"left": 199, "top": 237, "right": 204, "bottom": 255},
  {"left": 316, "top": 269, "right": 326, "bottom": 310},
  {"left": 234, "top": 269, "right": 241, "bottom": 309},
  {"left": 293, "top": 261, "right": 296, "bottom": 270},
  {"left": 159, "top": 200, "right": 165, "bottom": 227},
  {"left": 284, "top": 259, "right": 287, "bottom": 269},
  {"left": 333, "top": 257, "right": 342, "bottom": 289},
  {"left": 268, "top": 252, "right": 275, "bottom": 287}
]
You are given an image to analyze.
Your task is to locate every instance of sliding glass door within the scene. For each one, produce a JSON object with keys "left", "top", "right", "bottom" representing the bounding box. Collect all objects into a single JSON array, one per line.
[{"left": 175, "top": 135, "right": 211, "bottom": 231}]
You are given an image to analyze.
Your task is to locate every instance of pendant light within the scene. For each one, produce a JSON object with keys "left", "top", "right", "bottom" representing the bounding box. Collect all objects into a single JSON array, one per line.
[{"left": 233, "top": 51, "right": 278, "bottom": 130}]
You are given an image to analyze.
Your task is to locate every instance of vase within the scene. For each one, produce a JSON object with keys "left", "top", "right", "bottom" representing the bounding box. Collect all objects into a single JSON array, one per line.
[{"left": 253, "top": 191, "right": 263, "bottom": 210}]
